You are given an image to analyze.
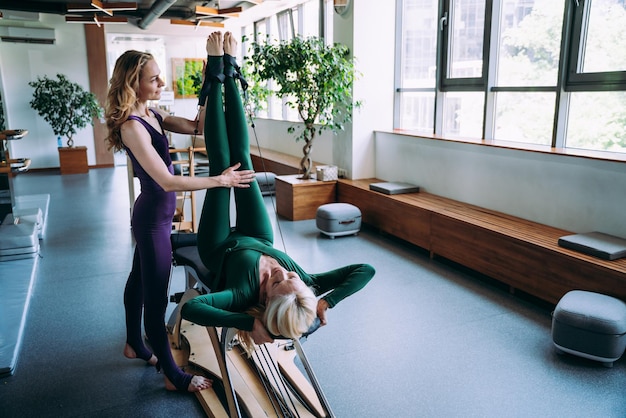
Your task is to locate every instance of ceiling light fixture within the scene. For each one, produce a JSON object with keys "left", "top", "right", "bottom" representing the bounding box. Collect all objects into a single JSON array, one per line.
[
  {"left": 170, "top": 19, "right": 225, "bottom": 28},
  {"left": 65, "top": 15, "right": 128, "bottom": 24},
  {"left": 67, "top": 1, "right": 137, "bottom": 16},
  {"left": 195, "top": 5, "right": 242, "bottom": 19}
]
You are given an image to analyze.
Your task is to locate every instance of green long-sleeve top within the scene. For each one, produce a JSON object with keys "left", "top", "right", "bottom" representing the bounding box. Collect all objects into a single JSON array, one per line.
[{"left": 181, "top": 236, "right": 375, "bottom": 332}]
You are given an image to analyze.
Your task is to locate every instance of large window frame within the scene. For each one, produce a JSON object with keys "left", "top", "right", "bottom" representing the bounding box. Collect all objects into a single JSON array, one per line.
[
  {"left": 565, "top": 0, "right": 626, "bottom": 91},
  {"left": 396, "top": 0, "right": 626, "bottom": 157},
  {"left": 439, "top": 0, "right": 492, "bottom": 91}
]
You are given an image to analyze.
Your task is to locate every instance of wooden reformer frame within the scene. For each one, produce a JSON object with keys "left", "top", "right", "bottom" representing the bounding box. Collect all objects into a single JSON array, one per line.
[{"left": 167, "top": 286, "right": 335, "bottom": 418}]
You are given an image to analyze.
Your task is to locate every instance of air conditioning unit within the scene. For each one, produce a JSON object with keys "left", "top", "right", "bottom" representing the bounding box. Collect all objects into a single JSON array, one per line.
[
  {"left": 0, "top": 10, "right": 40, "bottom": 21},
  {"left": 0, "top": 26, "right": 55, "bottom": 44}
]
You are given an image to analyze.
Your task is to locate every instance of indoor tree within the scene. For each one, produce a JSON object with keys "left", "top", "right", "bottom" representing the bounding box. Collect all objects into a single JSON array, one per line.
[
  {"left": 29, "top": 74, "right": 103, "bottom": 148},
  {"left": 244, "top": 36, "right": 360, "bottom": 179}
]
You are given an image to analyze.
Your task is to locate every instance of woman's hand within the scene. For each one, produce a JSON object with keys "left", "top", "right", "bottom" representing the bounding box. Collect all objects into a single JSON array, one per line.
[
  {"left": 251, "top": 318, "right": 274, "bottom": 345},
  {"left": 219, "top": 162, "right": 255, "bottom": 188},
  {"left": 316, "top": 299, "right": 330, "bottom": 326}
]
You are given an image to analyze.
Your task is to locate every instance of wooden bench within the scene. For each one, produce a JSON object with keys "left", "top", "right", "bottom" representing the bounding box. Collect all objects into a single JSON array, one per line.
[
  {"left": 249, "top": 147, "right": 329, "bottom": 176},
  {"left": 249, "top": 147, "right": 302, "bottom": 175},
  {"left": 337, "top": 178, "right": 626, "bottom": 305}
]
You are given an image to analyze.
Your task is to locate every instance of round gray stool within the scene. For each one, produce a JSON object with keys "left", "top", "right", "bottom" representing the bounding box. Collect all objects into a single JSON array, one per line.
[
  {"left": 316, "top": 203, "right": 361, "bottom": 239},
  {"left": 551, "top": 290, "right": 626, "bottom": 367}
]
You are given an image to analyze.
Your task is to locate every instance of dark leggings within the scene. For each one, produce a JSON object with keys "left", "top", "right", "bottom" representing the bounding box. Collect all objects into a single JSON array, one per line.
[
  {"left": 124, "top": 189, "right": 194, "bottom": 390},
  {"left": 197, "top": 56, "right": 273, "bottom": 274}
]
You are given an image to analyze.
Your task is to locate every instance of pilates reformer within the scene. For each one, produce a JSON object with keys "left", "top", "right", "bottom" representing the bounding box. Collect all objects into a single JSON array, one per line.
[
  {"left": 165, "top": 65, "right": 336, "bottom": 415},
  {"left": 167, "top": 233, "right": 336, "bottom": 418}
]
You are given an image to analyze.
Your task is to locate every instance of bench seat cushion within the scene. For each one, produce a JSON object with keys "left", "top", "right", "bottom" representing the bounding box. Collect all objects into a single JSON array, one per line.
[
  {"left": 558, "top": 232, "right": 626, "bottom": 260},
  {"left": 369, "top": 182, "right": 420, "bottom": 195}
]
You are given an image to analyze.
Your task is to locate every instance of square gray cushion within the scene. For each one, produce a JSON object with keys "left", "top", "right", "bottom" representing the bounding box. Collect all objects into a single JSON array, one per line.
[
  {"left": 369, "top": 182, "right": 420, "bottom": 195},
  {"left": 558, "top": 232, "right": 626, "bottom": 260}
]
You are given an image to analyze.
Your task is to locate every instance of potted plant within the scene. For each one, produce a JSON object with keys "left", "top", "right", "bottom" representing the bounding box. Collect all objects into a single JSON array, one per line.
[
  {"left": 244, "top": 36, "right": 360, "bottom": 179},
  {"left": 29, "top": 74, "right": 103, "bottom": 148}
]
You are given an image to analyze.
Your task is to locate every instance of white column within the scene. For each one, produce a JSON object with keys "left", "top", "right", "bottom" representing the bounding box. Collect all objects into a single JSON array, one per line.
[{"left": 332, "top": 0, "right": 395, "bottom": 179}]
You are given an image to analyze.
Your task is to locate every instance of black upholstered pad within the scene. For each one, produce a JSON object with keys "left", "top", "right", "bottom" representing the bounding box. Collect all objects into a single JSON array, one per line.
[
  {"left": 558, "top": 232, "right": 626, "bottom": 260},
  {"left": 173, "top": 245, "right": 214, "bottom": 288}
]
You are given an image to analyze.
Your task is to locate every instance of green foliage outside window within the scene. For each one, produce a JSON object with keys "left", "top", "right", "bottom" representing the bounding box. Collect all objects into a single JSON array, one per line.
[{"left": 174, "top": 59, "right": 204, "bottom": 98}]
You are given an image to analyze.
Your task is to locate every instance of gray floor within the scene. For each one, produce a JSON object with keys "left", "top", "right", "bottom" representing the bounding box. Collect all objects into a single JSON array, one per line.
[{"left": 0, "top": 167, "right": 624, "bottom": 418}]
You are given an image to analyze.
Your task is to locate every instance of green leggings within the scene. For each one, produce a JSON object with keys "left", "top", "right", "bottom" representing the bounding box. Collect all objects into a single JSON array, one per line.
[{"left": 197, "top": 56, "right": 272, "bottom": 275}]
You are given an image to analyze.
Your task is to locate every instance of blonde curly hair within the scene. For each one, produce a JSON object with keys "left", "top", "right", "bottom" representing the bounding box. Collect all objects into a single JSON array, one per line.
[{"left": 104, "top": 50, "right": 154, "bottom": 152}]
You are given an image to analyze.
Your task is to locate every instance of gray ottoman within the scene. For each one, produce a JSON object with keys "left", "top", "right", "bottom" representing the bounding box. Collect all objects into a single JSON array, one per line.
[
  {"left": 316, "top": 203, "right": 361, "bottom": 239},
  {"left": 551, "top": 290, "right": 626, "bottom": 367},
  {"left": 256, "top": 172, "right": 276, "bottom": 196}
]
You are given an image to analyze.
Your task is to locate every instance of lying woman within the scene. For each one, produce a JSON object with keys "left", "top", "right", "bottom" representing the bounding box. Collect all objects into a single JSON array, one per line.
[{"left": 181, "top": 31, "right": 375, "bottom": 354}]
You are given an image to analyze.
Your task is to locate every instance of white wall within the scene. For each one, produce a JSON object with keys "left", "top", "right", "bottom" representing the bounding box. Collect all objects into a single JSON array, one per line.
[
  {"left": 105, "top": 20, "right": 225, "bottom": 150},
  {"left": 0, "top": 4, "right": 344, "bottom": 170},
  {"left": 375, "top": 132, "right": 626, "bottom": 237},
  {"left": 332, "top": 0, "right": 394, "bottom": 180},
  {"left": 0, "top": 16, "right": 226, "bottom": 169},
  {"left": 1, "top": 14, "right": 93, "bottom": 168},
  {"left": 248, "top": 118, "right": 334, "bottom": 166}
]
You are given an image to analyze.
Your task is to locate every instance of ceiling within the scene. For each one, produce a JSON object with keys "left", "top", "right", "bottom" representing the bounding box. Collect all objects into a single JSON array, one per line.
[{"left": 0, "top": 0, "right": 272, "bottom": 27}]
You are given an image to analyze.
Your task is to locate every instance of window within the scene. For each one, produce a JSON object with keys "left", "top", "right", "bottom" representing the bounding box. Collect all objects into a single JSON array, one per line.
[
  {"left": 565, "top": 0, "right": 626, "bottom": 152},
  {"left": 491, "top": 0, "right": 563, "bottom": 145},
  {"left": 242, "top": 0, "right": 328, "bottom": 122},
  {"left": 441, "top": 0, "right": 488, "bottom": 87},
  {"left": 443, "top": 91, "right": 484, "bottom": 137},
  {"left": 397, "top": 0, "right": 626, "bottom": 155},
  {"left": 395, "top": 0, "right": 439, "bottom": 132},
  {"left": 567, "top": 0, "right": 626, "bottom": 84},
  {"left": 495, "top": 0, "right": 562, "bottom": 88}
]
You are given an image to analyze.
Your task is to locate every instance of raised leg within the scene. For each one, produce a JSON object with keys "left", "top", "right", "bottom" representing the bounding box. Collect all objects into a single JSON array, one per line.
[{"left": 223, "top": 31, "right": 273, "bottom": 244}]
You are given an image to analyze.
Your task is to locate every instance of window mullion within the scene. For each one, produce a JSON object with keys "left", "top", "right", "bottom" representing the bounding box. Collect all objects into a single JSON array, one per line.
[
  {"left": 434, "top": 0, "right": 448, "bottom": 136},
  {"left": 483, "top": 0, "right": 502, "bottom": 140},
  {"left": 552, "top": 0, "right": 576, "bottom": 148}
]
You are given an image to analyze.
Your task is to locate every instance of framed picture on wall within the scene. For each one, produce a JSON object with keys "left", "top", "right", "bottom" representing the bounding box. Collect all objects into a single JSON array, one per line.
[{"left": 172, "top": 58, "right": 203, "bottom": 99}]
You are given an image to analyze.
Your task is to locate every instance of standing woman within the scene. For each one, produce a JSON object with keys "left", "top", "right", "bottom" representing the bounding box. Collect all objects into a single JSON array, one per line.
[{"left": 105, "top": 48, "right": 255, "bottom": 392}]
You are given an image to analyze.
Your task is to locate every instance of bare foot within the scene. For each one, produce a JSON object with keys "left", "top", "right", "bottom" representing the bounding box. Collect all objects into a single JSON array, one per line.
[
  {"left": 206, "top": 31, "right": 224, "bottom": 56},
  {"left": 224, "top": 31, "right": 237, "bottom": 56},
  {"left": 123, "top": 343, "right": 158, "bottom": 366},
  {"left": 165, "top": 374, "right": 213, "bottom": 392}
]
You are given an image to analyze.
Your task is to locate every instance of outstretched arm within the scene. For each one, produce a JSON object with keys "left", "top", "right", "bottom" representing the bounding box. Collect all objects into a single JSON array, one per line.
[
  {"left": 182, "top": 290, "right": 274, "bottom": 345},
  {"left": 181, "top": 291, "right": 255, "bottom": 330},
  {"left": 311, "top": 263, "right": 375, "bottom": 309},
  {"left": 122, "top": 119, "right": 254, "bottom": 192},
  {"left": 309, "top": 263, "right": 375, "bottom": 326}
]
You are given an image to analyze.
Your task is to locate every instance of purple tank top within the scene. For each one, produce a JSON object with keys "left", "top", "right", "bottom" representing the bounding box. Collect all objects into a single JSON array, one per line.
[{"left": 125, "top": 109, "right": 174, "bottom": 192}]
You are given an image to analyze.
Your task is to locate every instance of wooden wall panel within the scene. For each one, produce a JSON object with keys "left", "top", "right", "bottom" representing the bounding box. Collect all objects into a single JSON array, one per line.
[{"left": 84, "top": 25, "right": 113, "bottom": 168}]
